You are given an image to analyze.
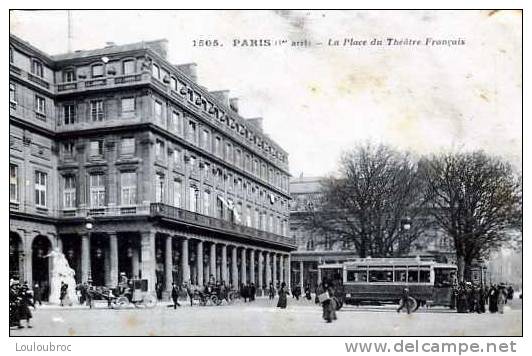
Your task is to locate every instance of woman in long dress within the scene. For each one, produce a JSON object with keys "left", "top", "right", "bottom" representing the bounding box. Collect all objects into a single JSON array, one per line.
[
  {"left": 497, "top": 285, "right": 507, "bottom": 314},
  {"left": 276, "top": 282, "right": 289, "bottom": 309},
  {"left": 320, "top": 282, "right": 337, "bottom": 323}
]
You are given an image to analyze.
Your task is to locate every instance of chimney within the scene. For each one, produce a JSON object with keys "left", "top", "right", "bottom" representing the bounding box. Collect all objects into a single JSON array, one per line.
[
  {"left": 176, "top": 63, "right": 198, "bottom": 82},
  {"left": 229, "top": 98, "right": 239, "bottom": 113},
  {"left": 210, "top": 90, "right": 230, "bottom": 106},
  {"left": 246, "top": 117, "right": 263, "bottom": 132}
]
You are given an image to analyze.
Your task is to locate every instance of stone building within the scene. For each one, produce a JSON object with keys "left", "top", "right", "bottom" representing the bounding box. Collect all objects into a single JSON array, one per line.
[
  {"left": 289, "top": 176, "right": 454, "bottom": 291},
  {"left": 9, "top": 34, "right": 294, "bottom": 299}
]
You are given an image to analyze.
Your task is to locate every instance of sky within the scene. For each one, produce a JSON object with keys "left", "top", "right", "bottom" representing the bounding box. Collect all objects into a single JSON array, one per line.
[{"left": 9, "top": 10, "right": 522, "bottom": 177}]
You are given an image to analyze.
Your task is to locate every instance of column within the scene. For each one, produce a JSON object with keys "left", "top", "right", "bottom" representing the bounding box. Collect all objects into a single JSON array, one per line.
[
  {"left": 265, "top": 252, "right": 271, "bottom": 286},
  {"left": 272, "top": 253, "right": 277, "bottom": 287},
  {"left": 141, "top": 230, "right": 156, "bottom": 292},
  {"left": 23, "top": 233, "right": 33, "bottom": 286},
  {"left": 210, "top": 242, "right": 216, "bottom": 282},
  {"left": 81, "top": 233, "right": 90, "bottom": 283},
  {"left": 131, "top": 248, "right": 139, "bottom": 279},
  {"left": 299, "top": 260, "right": 304, "bottom": 292},
  {"left": 317, "top": 262, "right": 322, "bottom": 284},
  {"left": 286, "top": 254, "right": 291, "bottom": 290},
  {"left": 279, "top": 254, "right": 284, "bottom": 285},
  {"left": 249, "top": 250, "right": 255, "bottom": 285},
  {"left": 109, "top": 233, "right": 119, "bottom": 287},
  {"left": 231, "top": 245, "right": 238, "bottom": 288},
  {"left": 196, "top": 240, "right": 204, "bottom": 286},
  {"left": 241, "top": 248, "right": 247, "bottom": 285},
  {"left": 258, "top": 251, "right": 264, "bottom": 291},
  {"left": 221, "top": 244, "right": 228, "bottom": 283},
  {"left": 165, "top": 235, "right": 173, "bottom": 291},
  {"left": 180, "top": 237, "right": 190, "bottom": 284}
]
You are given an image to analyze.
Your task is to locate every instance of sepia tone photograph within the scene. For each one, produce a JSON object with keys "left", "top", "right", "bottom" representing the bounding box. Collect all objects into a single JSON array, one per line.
[{"left": 8, "top": 9, "right": 522, "bottom": 337}]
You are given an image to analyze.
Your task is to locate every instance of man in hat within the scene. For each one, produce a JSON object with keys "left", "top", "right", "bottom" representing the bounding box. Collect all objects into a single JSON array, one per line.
[
  {"left": 171, "top": 283, "right": 181, "bottom": 309},
  {"left": 397, "top": 287, "right": 412, "bottom": 314}
]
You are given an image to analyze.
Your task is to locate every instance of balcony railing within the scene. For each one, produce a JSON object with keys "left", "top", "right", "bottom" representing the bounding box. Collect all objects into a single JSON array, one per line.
[
  {"left": 150, "top": 203, "right": 295, "bottom": 247},
  {"left": 56, "top": 72, "right": 149, "bottom": 93}
]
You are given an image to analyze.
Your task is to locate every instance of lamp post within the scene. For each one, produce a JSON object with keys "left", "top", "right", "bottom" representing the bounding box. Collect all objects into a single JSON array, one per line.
[{"left": 85, "top": 216, "right": 94, "bottom": 283}]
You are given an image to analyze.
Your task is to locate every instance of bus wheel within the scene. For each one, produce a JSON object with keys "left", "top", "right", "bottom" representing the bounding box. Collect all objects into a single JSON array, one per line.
[{"left": 407, "top": 297, "right": 418, "bottom": 313}]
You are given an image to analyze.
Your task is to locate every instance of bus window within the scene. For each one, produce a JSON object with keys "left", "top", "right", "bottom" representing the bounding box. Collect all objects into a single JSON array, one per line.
[
  {"left": 369, "top": 269, "right": 393, "bottom": 282},
  {"left": 420, "top": 268, "right": 430, "bottom": 283},
  {"left": 407, "top": 269, "right": 419, "bottom": 283},
  {"left": 434, "top": 268, "right": 456, "bottom": 287},
  {"left": 394, "top": 270, "right": 406, "bottom": 282},
  {"left": 346, "top": 270, "right": 367, "bottom": 282}
]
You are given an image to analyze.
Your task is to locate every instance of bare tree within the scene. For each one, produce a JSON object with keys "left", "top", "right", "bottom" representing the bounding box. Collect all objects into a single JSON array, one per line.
[
  {"left": 304, "top": 143, "right": 427, "bottom": 257},
  {"left": 419, "top": 151, "right": 521, "bottom": 281}
]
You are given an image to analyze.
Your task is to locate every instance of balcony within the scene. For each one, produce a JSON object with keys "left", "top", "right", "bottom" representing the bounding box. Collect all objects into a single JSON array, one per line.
[
  {"left": 150, "top": 203, "right": 295, "bottom": 248},
  {"left": 56, "top": 73, "right": 150, "bottom": 94}
]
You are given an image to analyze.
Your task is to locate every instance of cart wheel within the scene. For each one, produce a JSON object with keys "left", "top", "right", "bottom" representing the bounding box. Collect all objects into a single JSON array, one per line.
[
  {"left": 116, "top": 296, "right": 129, "bottom": 308},
  {"left": 210, "top": 295, "right": 219, "bottom": 306},
  {"left": 143, "top": 295, "right": 157, "bottom": 308}
]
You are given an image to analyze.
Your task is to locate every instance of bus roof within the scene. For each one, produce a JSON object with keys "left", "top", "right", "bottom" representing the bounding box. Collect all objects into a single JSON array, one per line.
[
  {"left": 343, "top": 257, "right": 434, "bottom": 266},
  {"left": 318, "top": 263, "right": 344, "bottom": 269}
]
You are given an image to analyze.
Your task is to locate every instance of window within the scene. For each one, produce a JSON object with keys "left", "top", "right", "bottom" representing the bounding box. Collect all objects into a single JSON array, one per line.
[
  {"left": 89, "top": 173, "right": 105, "bottom": 207},
  {"left": 89, "top": 140, "right": 103, "bottom": 156},
  {"left": 35, "top": 96, "right": 46, "bottom": 113},
  {"left": 203, "top": 190, "right": 211, "bottom": 216},
  {"left": 201, "top": 129, "right": 210, "bottom": 151},
  {"left": 235, "top": 149, "right": 242, "bottom": 168},
  {"left": 269, "top": 215, "right": 274, "bottom": 233},
  {"left": 121, "top": 172, "right": 137, "bottom": 206},
  {"left": 394, "top": 269, "right": 407, "bottom": 282},
  {"left": 91, "top": 64, "right": 104, "bottom": 78},
  {"left": 35, "top": 171, "right": 47, "bottom": 207},
  {"left": 202, "top": 162, "right": 210, "bottom": 180},
  {"left": 369, "top": 269, "right": 394, "bottom": 282},
  {"left": 346, "top": 270, "right": 368, "bottom": 283},
  {"left": 120, "top": 137, "right": 135, "bottom": 155},
  {"left": 31, "top": 59, "right": 44, "bottom": 77},
  {"left": 62, "top": 142, "right": 75, "bottom": 157},
  {"left": 407, "top": 268, "right": 419, "bottom": 283},
  {"left": 187, "top": 121, "right": 197, "bottom": 143},
  {"left": 63, "top": 176, "right": 76, "bottom": 208},
  {"left": 90, "top": 100, "right": 104, "bottom": 121},
  {"left": 171, "top": 77, "right": 177, "bottom": 91},
  {"left": 246, "top": 206, "right": 252, "bottom": 227},
  {"left": 254, "top": 209, "right": 260, "bottom": 228},
  {"left": 64, "top": 70, "right": 76, "bottom": 82},
  {"left": 236, "top": 202, "right": 243, "bottom": 224},
  {"left": 214, "top": 137, "right": 222, "bottom": 156},
  {"left": 154, "top": 101, "right": 163, "bottom": 124},
  {"left": 189, "top": 156, "right": 197, "bottom": 173},
  {"left": 155, "top": 140, "right": 165, "bottom": 160},
  {"left": 155, "top": 174, "right": 165, "bottom": 203},
  {"left": 123, "top": 60, "right": 135, "bottom": 75},
  {"left": 216, "top": 197, "right": 224, "bottom": 219},
  {"left": 152, "top": 63, "right": 160, "bottom": 79},
  {"left": 225, "top": 143, "right": 233, "bottom": 162},
  {"left": 171, "top": 111, "right": 182, "bottom": 135},
  {"left": 121, "top": 97, "right": 135, "bottom": 116},
  {"left": 189, "top": 187, "right": 199, "bottom": 213},
  {"left": 9, "top": 83, "right": 16, "bottom": 103},
  {"left": 9, "top": 164, "right": 18, "bottom": 202},
  {"left": 173, "top": 149, "right": 182, "bottom": 168},
  {"left": 173, "top": 180, "right": 182, "bottom": 208},
  {"left": 64, "top": 104, "right": 76, "bottom": 125},
  {"left": 420, "top": 268, "right": 431, "bottom": 283}
]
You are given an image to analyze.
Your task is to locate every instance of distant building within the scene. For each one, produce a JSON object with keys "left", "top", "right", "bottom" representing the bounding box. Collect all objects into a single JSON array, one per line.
[
  {"left": 9, "top": 34, "right": 294, "bottom": 299},
  {"left": 289, "top": 176, "right": 455, "bottom": 290}
]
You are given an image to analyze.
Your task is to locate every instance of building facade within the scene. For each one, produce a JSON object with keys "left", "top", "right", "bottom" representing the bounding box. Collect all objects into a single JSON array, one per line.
[
  {"left": 9, "top": 34, "right": 294, "bottom": 299},
  {"left": 289, "top": 176, "right": 455, "bottom": 291}
]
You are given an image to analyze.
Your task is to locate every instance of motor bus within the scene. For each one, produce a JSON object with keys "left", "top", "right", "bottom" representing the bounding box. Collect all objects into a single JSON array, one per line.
[{"left": 318, "top": 258, "right": 457, "bottom": 312}]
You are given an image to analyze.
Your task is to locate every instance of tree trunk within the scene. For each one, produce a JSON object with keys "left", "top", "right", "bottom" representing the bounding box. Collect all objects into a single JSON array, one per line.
[{"left": 456, "top": 255, "right": 465, "bottom": 282}]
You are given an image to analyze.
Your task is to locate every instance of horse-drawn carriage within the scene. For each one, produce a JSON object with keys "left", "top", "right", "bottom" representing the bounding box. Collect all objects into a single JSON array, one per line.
[{"left": 187, "top": 284, "right": 239, "bottom": 306}]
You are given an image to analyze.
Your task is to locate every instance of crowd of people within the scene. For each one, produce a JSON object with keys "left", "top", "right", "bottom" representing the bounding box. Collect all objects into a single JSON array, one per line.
[{"left": 452, "top": 282, "right": 515, "bottom": 314}]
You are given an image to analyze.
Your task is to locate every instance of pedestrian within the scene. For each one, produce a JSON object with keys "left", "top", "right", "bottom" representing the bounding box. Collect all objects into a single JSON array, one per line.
[
  {"left": 17, "top": 283, "right": 34, "bottom": 328},
  {"left": 59, "top": 282, "right": 68, "bottom": 307},
  {"left": 276, "top": 282, "right": 289, "bottom": 309},
  {"left": 33, "top": 283, "right": 42, "bottom": 306},
  {"left": 10, "top": 280, "right": 22, "bottom": 328},
  {"left": 507, "top": 285, "right": 514, "bottom": 303},
  {"left": 318, "top": 281, "right": 337, "bottom": 323},
  {"left": 292, "top": 286, "right": 301, "bottom": 300},
  {"left": 249, "top": 283, "right": 256, "bottom": 302},
  {"left": 497, "top": 284, "right": 507, "bottom": 314},
  {"left": 479, "top": 285, "right": 486, "bottom": 313},
  {"left": 171, "top": 283, "right": 181, "bottom": 309},
  {"left": 305, "top": 283, "right": 312, "bottom": 301},
  {"left": 397, "top": 287, "right": 412, "bottom": 314},
  {"left": 488, "top": 284, "right": 498, "bottom": 313},
  {"left": 268, "top": 282, "right": 275, "bottom": 300},
  {"left": 241, "top": 284, "right": 249, "bottom": 302}
]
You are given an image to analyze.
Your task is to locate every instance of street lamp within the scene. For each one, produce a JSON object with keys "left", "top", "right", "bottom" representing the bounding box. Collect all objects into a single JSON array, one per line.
[{"left": 85, "top": 216, "right": 94, "bottom": 282}]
